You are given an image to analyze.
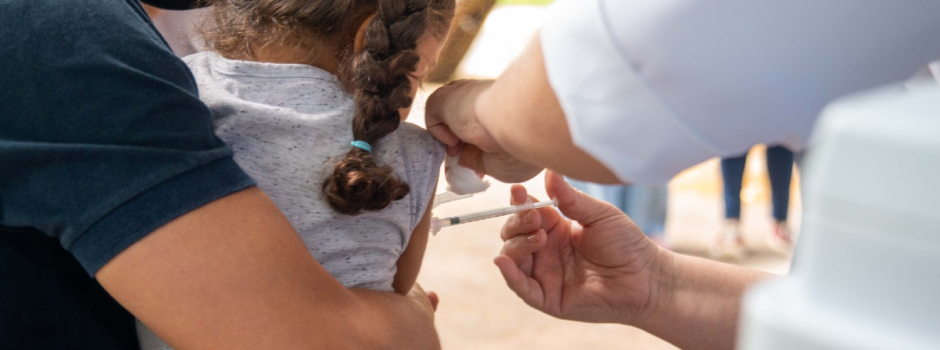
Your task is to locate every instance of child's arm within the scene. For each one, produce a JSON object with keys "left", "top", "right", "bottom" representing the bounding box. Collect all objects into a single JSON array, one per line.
[{"left": 392, "top": 180, "right": 437, "bottom": 294}]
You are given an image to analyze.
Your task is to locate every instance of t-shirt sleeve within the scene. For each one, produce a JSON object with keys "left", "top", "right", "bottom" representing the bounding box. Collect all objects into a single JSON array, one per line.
[
  {"left": 540, "top": 0, "right": 940, "bottom": 184},
  {"left": 0, "top": 0, "right": 255, "bottom": 275},
  {"left": 395, "top": 123, "right": 445, "bottom": 234}
]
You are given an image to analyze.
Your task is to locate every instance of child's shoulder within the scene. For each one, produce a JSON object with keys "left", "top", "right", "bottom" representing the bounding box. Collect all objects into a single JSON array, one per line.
[
  {"left": 390, "top": 122, "right": 445, "bottom": 186},
  {"left": 394, "top": 122, "right": 446, "bottom": 167},
  {"left": 390, "top": 122, "right": 444, "bottom": 215},
  {"left": 397, "top": 122, "right": 443, "bottom": 148}
]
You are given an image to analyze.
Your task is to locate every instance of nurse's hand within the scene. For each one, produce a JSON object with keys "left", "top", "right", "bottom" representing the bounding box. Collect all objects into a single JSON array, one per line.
[
  {"left": 494, "top": 171, "right": 666, "bottom": 325},
  {"left": 425, "top": 80, "right": 499, "bottom": 155},
  {"left": 425, "top": 80, "right": 543, "bottom": 183}
]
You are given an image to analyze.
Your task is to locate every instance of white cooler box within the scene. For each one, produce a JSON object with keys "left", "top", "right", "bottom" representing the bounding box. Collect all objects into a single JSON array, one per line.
[{"left": 737, "top": 80, "right": 940, "bottom": 350}]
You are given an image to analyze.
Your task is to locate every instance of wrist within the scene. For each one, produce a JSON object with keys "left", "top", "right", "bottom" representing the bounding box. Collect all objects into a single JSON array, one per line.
[
  {"left": 629, "top": 246, "right": 679, "bottom": 331},
  {"left": 468, "top": 80, "right": 504, "bottom": 153}
]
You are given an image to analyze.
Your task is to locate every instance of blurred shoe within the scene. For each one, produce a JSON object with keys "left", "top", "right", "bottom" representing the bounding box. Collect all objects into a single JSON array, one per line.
[
  {"left": 767, "top": 221, "right": 794, "bottom": 254},
  {"left": 710, "top": 220, "right": 747, "bottom": 261}
]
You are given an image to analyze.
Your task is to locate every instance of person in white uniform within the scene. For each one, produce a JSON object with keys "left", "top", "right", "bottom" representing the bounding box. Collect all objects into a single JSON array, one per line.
[{"left": 424, "top": 0, "right": 940, "bottom": 349}]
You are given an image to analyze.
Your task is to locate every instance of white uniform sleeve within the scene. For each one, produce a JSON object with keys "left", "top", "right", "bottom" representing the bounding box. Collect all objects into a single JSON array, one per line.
[{"left": 541, "top": 0, "right": 940, "bottom": 184}]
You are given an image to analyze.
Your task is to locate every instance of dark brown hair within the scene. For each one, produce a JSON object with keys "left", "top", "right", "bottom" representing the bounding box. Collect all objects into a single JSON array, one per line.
[{"left": 206, "top": 0, "right": 454, "bottom": 215}]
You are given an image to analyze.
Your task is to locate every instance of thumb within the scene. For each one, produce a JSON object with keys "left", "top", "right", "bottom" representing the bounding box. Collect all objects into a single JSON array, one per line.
[
  {"left": 427, "top": 122, "right": 460, "bottom": 149},
  {"left": 544, "top": 171, "right": 620, "bottom": 227}
]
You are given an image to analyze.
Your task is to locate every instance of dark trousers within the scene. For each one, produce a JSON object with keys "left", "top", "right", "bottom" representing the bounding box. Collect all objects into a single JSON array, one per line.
[{"left": 720, "top": 145, "right": 794, "bottom": 221}]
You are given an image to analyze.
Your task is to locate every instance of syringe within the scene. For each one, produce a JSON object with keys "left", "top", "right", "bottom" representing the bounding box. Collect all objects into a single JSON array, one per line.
[{"left": 430, "top": 198, "right": 559, "bottom": 235}]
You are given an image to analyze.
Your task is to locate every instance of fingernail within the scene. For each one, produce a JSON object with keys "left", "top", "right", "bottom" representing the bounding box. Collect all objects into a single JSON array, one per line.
[
  {"left": 522, "top": 211, "right": 533, "bottom": 224},
  {"left": 526, "top": 233, "right": 538, "bottom": 242}
]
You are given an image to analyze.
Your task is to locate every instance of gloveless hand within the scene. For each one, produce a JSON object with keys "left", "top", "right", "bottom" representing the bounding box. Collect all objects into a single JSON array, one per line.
[
  {"left": 425, "top": 80, "right": 501, "bottom": 155},
  {"left": 495, "top": 171, "right": 667, "bottom": 325},
  {"left": 425, "top": 80, "right": 543, "bottom": 183}
]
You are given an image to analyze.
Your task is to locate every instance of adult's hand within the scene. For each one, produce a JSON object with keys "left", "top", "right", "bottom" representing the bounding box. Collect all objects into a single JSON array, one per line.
[
  {"left": 425, "top": 80, "right": 543, "bottom": 183},
  {"left": 424, "top": 35, "right": 619, "bottom": 184},
  {"left": 495, "top": 172, "right": 772, "bottom": 350},
  {"left": 425, "top": 80, "right": 499, "bottom": 155},
  {"left": 494, "top": 171, "right": 664, "bottom": 325}
]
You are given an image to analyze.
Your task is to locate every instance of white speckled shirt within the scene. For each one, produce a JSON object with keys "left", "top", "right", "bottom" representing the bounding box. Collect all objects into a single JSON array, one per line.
[{"left": 137, "top": 51, "right": 444, "bottom": 350}]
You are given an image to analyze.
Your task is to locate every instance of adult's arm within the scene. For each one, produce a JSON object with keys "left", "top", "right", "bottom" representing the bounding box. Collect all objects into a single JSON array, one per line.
[
  {"left": 474, "top": 38, "right": 619, "bottom": 184},
  {"left": 428, "top": 0, "right": 940, "bottom": 184},
  {"left": 646, "top": 253, "right": 769, "bottom": 349},
  {"left": 98, "top": 187, "right": 439, "bottom": 349},
  {"left": 0, "top": 1, "right": 437, "bottom": 348},
  {"left": 495, "top": 172, "right": 769, "bottom": 349},
  {"left": 426, "top": 40, "right": 619, "bottom": 184}
]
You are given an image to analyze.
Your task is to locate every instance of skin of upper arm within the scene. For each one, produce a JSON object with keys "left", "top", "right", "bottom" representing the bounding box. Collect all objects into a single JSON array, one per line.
[
  {"left": 392, "top": 180, "right": 437, "bottom": 294},
  {"left": 95, "top": 187, "right": 435, "bottom": 349},
  {"left": 475, "top": 33, "right": 621, "bottom": 184}
]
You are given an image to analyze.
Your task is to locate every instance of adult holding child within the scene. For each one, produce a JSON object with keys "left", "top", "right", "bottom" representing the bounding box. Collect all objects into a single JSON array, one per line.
[
  {"left": 1, "top": 0, "right": 450, "bottom": 349},
  {"left": 137, "top": 0, "right": 457, "bottom": 348},
  {"left": 425, "top": 0, "right": 940, "bottom": 349}
]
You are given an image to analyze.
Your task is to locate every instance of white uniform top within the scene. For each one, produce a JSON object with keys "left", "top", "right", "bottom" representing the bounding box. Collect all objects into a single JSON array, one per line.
[{"left": 541, "top": 0, "right": 940, "bottom": 184}]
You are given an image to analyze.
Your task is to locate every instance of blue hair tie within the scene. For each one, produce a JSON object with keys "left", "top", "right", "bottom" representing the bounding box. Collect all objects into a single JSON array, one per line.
[{"left": 350, "top": 140, "right": 372, "bottom": 153}]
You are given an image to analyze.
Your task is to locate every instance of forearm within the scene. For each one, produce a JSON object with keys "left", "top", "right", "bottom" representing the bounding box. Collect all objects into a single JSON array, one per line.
[
  {"left": 98, "top": 188, "right": 438, "bottom": 349},
  {"left": 473, "top": 35, "right": 620, "bottom": 184},
  {"left": 642, "top": 250, "right": 772, "bottom": 350}
]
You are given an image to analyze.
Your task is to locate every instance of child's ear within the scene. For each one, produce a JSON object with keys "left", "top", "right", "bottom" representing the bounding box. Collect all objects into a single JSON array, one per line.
[{"left": 354, "top": 14, "right": 377, "bottom": 54}]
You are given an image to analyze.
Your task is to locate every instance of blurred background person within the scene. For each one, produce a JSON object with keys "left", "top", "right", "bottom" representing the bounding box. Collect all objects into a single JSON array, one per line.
[{"left": 712, "top": 145, "right": 795, "bottom": 259}]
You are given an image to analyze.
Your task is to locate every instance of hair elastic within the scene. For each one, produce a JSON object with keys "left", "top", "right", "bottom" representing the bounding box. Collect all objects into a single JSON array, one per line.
[{"left": 350, "top": 140, "right": 372, "bottom": 152}]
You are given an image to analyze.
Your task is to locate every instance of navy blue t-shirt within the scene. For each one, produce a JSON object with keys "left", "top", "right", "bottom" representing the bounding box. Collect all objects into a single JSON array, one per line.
[{"left": 0, "top": 0, "right": 255, "bottom": 348}]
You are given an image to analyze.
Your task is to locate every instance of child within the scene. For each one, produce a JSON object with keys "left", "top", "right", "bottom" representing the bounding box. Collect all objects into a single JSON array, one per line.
[{"left": 137, "top": 0, "right": 454, "bottom": 348}]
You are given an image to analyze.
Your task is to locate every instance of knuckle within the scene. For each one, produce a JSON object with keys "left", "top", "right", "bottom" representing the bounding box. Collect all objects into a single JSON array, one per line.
[{"left": 500, "top": 236, "right": 525, "bottom": 255}]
